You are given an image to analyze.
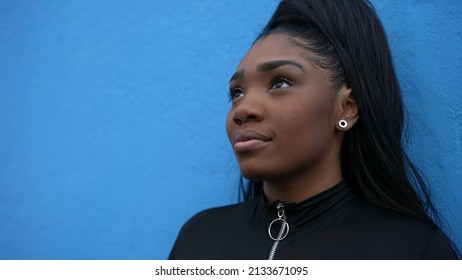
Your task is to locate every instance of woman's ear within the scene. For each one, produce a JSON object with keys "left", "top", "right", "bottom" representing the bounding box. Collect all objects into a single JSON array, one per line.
[{"left": 335, "top": 86, "right": 359, "bottom": 131}]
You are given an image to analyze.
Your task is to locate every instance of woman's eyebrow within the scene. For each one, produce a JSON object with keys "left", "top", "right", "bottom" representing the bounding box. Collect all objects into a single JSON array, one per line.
[
  {"left": 257, "top": 60, "right": 305, "bottom": 73},
  {"left": 229, "top": 60, "right": 305, "bottom": 83},
  {"left": 230, "top": 70, "right": 244, "bottom": 82}
]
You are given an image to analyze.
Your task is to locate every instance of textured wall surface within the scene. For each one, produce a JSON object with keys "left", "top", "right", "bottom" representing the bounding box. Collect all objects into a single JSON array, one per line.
[{"left": 0, "top": 0, "right": 460, "bottom": 259}]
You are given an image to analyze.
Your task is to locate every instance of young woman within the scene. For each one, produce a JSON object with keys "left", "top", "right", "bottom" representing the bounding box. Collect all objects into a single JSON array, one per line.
[{"left": 169, "top": 0, "right": 459, "bottom": 259}]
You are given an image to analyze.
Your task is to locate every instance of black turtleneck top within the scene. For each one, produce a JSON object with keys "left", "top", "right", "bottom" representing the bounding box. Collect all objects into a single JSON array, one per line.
[{"left": 169, "top": 182, "right": 457, "bottom": 259}]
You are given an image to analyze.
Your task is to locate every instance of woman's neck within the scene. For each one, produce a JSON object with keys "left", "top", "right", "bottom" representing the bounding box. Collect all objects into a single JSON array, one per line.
[{"left": 263, "top": 168, "right": 343, "bottom": 204}]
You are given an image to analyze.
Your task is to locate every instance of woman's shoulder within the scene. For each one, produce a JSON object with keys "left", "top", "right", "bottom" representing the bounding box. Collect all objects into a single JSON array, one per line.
[
  {"left": 168, "top": 198, "right": 261, "bottom": 260},
  {"left": 346, "top": 198, "right": 458, "bottom": 259}
]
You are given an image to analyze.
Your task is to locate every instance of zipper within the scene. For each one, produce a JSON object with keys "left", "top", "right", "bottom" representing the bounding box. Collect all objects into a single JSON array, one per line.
[{"left": 267, "top": 202, "right": 290, "bottom": 260}]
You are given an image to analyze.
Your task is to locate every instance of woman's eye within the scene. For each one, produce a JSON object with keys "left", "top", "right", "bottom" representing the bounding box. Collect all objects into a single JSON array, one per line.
[
  {"left": 228, "top": 89, "right": 245, "bottom": 101},
  {"left": 271, "top": 77, "right": 292, "bottom": 89}
]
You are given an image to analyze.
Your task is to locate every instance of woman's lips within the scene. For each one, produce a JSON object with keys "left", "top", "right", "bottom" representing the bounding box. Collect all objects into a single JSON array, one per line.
[
  {"left": 234, "top": 139, "right": 271, "bottom": 151},
  {"left": 233, "top": 130, "right": 272, "bottom": 152}
]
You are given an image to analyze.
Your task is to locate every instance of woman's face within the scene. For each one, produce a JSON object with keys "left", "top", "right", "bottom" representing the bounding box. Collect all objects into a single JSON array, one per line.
[{"left": 226, "top": 33, "right": 345, "bottom": 183}]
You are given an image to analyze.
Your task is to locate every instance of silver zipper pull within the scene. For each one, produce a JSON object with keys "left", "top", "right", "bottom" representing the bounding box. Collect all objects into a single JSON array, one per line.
[
  {"left": 268, "top": 203, "right": 290, "bottom": 260},
  {"left": 268, "top": 203, "right": 290, "bottom": 241}
]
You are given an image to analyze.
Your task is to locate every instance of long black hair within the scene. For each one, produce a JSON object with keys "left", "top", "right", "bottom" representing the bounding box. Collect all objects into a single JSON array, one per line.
[{"left": 240, "top": 0, "right": 443, "bottom": 229}]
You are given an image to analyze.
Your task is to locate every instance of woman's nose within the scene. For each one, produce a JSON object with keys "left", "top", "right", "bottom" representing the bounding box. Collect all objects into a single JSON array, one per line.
[{"left": 232, "top": 95, "right": 264, "bottom": 125}]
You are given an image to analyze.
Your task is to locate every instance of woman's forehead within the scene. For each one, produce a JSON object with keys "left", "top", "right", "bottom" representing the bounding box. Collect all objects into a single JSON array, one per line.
[{"left": 236, "top": 33, "right": 316, "bottom": 72}]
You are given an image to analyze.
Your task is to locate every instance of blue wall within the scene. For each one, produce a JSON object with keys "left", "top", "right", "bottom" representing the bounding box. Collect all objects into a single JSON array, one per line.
[{"left": 0, "top": 0, "right": 460, "bottom": 259}]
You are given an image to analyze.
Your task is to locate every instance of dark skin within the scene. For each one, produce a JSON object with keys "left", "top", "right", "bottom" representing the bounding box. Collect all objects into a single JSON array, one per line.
[{"left": 226, "top": 33, "right": 359, "bottom": 203}]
